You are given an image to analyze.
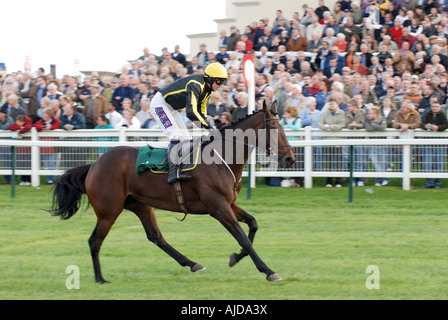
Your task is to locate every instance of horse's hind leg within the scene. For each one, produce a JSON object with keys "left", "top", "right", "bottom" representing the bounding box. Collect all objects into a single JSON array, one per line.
[
  {"left": 228, "top": 203, "right": 258, "bottom": 267},
  {"left": 129, "top": 201, "right": 205, "bottom": 273},
  {"left": 89, "top": 216, "right": 119, "bottom": 283}
]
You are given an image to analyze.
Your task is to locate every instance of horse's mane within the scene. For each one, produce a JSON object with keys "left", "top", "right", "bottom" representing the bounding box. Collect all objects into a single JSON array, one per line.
[
  {"left": 218, "top": 109, "right": 264, "bottom": 132},
  {"left": 200, "top": 110, "right": 264, "bottom": 147}
]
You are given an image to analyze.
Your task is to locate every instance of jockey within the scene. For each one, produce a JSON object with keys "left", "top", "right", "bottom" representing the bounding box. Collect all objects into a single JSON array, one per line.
[{"left": 150, "top": 62, "right": 228, "bottom": 184}]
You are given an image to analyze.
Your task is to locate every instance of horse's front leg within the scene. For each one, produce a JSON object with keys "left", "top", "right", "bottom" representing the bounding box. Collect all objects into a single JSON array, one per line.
[
  {"left": 210, "top": 203, "right": 281, "bottom": 281},
  {"left": 228, "top": 203, "right": 258, "bottom": 267}
]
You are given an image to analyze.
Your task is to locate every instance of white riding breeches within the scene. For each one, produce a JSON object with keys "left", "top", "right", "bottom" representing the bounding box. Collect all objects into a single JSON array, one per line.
[{"left": 150, "top": 92, "right": 192, "bottom": 142}]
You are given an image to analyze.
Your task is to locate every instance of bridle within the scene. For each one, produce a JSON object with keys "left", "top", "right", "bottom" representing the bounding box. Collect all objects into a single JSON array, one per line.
[
  {"left": 217, "top": 112, "right": 292, "bottom": 162},
  {"left": 263, "top": 113, "right": 293, "bottom": 163}
]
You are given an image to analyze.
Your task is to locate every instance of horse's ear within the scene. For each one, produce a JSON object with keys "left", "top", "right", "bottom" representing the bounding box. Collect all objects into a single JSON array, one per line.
[
  {"left": 262, "top": 99, "right": 268, "bottom": 113},
  {"left": 271, "top": 100, "right": 278, "bottom": 114}
]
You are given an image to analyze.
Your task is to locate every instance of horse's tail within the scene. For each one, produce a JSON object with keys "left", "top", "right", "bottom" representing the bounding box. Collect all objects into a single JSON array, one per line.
[{"left": 49, "top": 164, "right": 91, "bottom": 220}]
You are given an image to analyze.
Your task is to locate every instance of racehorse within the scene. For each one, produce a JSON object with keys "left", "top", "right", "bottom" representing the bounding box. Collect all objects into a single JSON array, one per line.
[{"left": 49, "top": 101, "right": 295, "bottom": 283}]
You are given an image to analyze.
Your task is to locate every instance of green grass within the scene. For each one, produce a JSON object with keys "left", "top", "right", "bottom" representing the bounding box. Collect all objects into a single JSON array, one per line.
[{"left": 0, "top": 179, "right": 447, "bottom": 300}]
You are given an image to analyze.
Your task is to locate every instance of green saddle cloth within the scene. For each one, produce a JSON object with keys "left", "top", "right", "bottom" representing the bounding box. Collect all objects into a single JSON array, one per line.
[{"left": 136, "top": 144, "right": 200, "bottom": 175}]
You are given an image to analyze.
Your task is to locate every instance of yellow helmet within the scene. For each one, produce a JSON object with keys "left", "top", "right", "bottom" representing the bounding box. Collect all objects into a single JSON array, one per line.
[{"left": 204, "top": 62, "right": 228, "bottom": 80}]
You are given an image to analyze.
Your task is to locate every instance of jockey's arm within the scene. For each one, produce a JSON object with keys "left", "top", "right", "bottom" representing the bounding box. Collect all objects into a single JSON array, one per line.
[{"left": 185, "top": 81, "right": 212, "bottom": 129}]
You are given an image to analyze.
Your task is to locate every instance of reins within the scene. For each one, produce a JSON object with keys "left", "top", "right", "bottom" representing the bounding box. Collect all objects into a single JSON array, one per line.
[{"left": 173, "top": 111, "right": 292, "bottom": 221}]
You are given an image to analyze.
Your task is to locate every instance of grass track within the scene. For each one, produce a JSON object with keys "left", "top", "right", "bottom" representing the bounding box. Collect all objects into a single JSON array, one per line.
[{"left": 0, "top": 180, "right": 447, "bottom": 300}]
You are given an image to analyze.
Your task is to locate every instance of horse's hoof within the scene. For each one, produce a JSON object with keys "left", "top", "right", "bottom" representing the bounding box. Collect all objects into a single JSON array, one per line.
[
  {"left": 228, "top": 253, "right": 238, "bottom": 267},
  {"left": 191, "top": 263, "right": 206, "bottom": 272},
  {"left": 266, "top": 273, "right": 282, "bottom": 282},
  {"left": 97, "top": 279, "right": 110, "bottom": 284}
]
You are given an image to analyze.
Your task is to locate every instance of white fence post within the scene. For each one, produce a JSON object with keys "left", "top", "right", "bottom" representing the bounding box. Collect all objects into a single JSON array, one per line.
[
  {"left": 31, "top": 127, "right": 40, "bottom": 187},
  {"left": 304, "top": 126, "right": 313, "bottom": 189},
  {"left": 402, "top": 144, "right": 411, "bottom": 191}
]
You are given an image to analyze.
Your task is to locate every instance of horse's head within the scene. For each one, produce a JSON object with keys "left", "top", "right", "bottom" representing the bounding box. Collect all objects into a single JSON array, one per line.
[{"left": 262, "top": 100, "right": 296, "bottom": 168}]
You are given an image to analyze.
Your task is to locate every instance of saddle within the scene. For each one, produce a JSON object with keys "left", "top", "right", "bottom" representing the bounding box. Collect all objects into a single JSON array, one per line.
[{"left": 136, "top": 141, "right": 201, "bottom": 175}]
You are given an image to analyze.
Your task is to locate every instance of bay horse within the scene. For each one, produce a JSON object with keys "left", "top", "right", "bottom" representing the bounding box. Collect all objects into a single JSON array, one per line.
[{"left": 49, "top": 101, "right": 295, "bottom": 282}]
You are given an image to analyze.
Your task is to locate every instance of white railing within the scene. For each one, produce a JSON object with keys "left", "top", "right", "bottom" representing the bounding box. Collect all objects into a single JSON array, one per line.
[{"left": 1, "top": 127, "right": 448, "bottom": 190}]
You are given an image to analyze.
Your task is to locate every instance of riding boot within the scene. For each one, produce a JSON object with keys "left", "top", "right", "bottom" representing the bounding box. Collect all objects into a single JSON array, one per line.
[{"left": 167, "top": 140, "right": 191, "bottom": 184}]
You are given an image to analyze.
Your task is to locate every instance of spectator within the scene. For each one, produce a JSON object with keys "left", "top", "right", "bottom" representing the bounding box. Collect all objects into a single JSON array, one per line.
[
  {"left": 34, "top": 108, "right": 60, "bottom": 184},
  {"left": 35, "top": 76, "right": 48, "bottom": 120},
  {"left": 300, "top": 96, "right": 321, "bottom": 127},
  {"left": 286, "top": 28, "right": 308, "bottom": 51},
  {"left": 230, "top": 92, "right": 249, "bottom": 122},
  {"left": 0, "top": 108, "right": 14, "bottom": 184},
  {"left": 160, "top": 52, "right": 180, "bottom": 75},
  {"left": 218, "top": 29, "right": 228, "bottom": 48},
  {"left": 272, "top": 17, "right": 291, "bottom": 38},
  {"left": 323, "top": 46, "right": 346, "bottom": 70},
  {"left": 111, "top": 74, "right": 135, "bottom": 113},
  {"left": 315, "top": 0, "right": 330, "bottom": 20},
  {"left": 83, "top": 83, "right": 108, "bottom": 129},
  {"left": 334, "top": 33, "right": 348, "bottom": 53},
  {"left": 138, "top": 47, "right": 158, "bottom": 64},
  {"left": 172, "top": 45, "right": 187, "bottom": 67},
  {"left": 256, "top": 26, "right": 274, "bottom": 51},
  {"left": 133, "top": 82, "right": 151, "bottom": 112},
  {"left": 350, "top": 55, "right": 368, "bottom": 76},
  {"left": 216, "top": 111, "right": 232, "bottom": 129},
  {"left": 135, "top": 98, "right": 152, "bottom": 126},
  {"left": 350, "top": 1, "right": 363, "bottom": 24},
  {"left": 280, "top": 105, "right": 303, "bottom": 186},
  {"left": 2, "top": 94, "right": 25, "bottom": 121},
  {"left": 392, "top": 41, "right": 416, "bottom": 73},
  {"left": 319, "top": 97, "right": 346, "bottom": 188},
  {"left": 239, "top": 34, "right": 254, "bottom": 51},
  {"left": 364, "top": 106, "right": 389, "bottom": 186},
  {"left": 345, "top": 98, "right": 367, "bottom": 186},
  {"left": 225, "top": 52, "right": 241, "bottom": 71},
  {"left": 116, "top": 109, "right": 141, "bottom": 129},
  {"left": 397, "top": 27, "right": 418, "bottom": 49},
  {"left": 340, "top": 17, "right": 359, "bottom": 42},
  {"left": 285, "top": 84, "right": 307, "bottom": 114},
  {"left": 8, "top": 114, "right": 32, "bottom": 185},
  {"left": 207, "top": 91, "right": 229, "bottom": 125},
  {"left": 421, "top": 102, "right": 448, "bottom": 188},
  {"left": 394, "top": 100, "right": 422, "bottom": 132},
  {"left": 105, "top": 102, "right": 123, "bottom": 128},
  {"left": 129, "top": 62, "right": 142, "bottom": 78},
  {"left": 315, "top": 78, "right": 332, "bottom": 110},
  {"left": 272, "top": 9, "right": 284, "bottom": 28},
  {"left": 314, "top": 41, "right": 331, "bottom": 70},
  {"left": 227, "top": 26, "right": 240, "bottom": 51},
  {"left": 61, "top": 104, "right": 86, "bottom": 130},
  {"left": 321, "top": 28, "right": 337, "bottom": 48},
  {"left": 18, "top": 72, "right": 38, "bottom": 121},
  {"left": 76, "top": 77, "right": 92, "bottom": 107},
  {"left": 216, "top": 46, "right": 230, "bottom": 65},
  {"left": 306, "top": 14, "right": 324, "bottom": 42},
  {"left": 418, "top": 83, "right": 441, "bottom": 115},
  {"left": 94, "top": 115, "right": 115, "bottom": 156},
  {"left": 46, "top": 83, "right": 63, "bottom": 103},
  {"left": 187, "top": 57, "right": 200, "bottom": 74},
  {"left": 195, "top": 43, "right": 208, "bottom": 68},
  {"left": 142, "top": 112, "right": 159, "bottom": 129}
]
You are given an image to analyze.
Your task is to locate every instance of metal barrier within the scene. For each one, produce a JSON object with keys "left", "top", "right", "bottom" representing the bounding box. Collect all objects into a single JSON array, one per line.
[{"left": 1, "top": 127, "right": 447, "bottom": 190}]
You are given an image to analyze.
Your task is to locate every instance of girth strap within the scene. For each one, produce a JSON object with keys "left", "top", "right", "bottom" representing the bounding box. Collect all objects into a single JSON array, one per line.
[{"left": 173, "top": 181, "right": 189, "bottom": 221}]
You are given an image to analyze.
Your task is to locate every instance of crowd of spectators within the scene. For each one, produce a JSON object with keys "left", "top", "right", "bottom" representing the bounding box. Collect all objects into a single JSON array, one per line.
[{"left": 1, "top": 0, "right": 448, "bottom": 187}]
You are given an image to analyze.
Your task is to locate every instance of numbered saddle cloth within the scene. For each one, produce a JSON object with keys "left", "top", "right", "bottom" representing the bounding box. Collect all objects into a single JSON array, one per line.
[{"left": 136, "top": 143, "right": 200, "bottom": 175}]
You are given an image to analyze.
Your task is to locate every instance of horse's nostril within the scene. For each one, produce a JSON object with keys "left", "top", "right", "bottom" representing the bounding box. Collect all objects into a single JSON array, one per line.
[{"left": 286, "top": 157, "right": 295, "bottom": 167}]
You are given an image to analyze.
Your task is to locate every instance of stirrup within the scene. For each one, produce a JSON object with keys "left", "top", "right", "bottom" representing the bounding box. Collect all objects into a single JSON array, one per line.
[{"left": 168, "top": 166, "right": 191, "bottom": 184}]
